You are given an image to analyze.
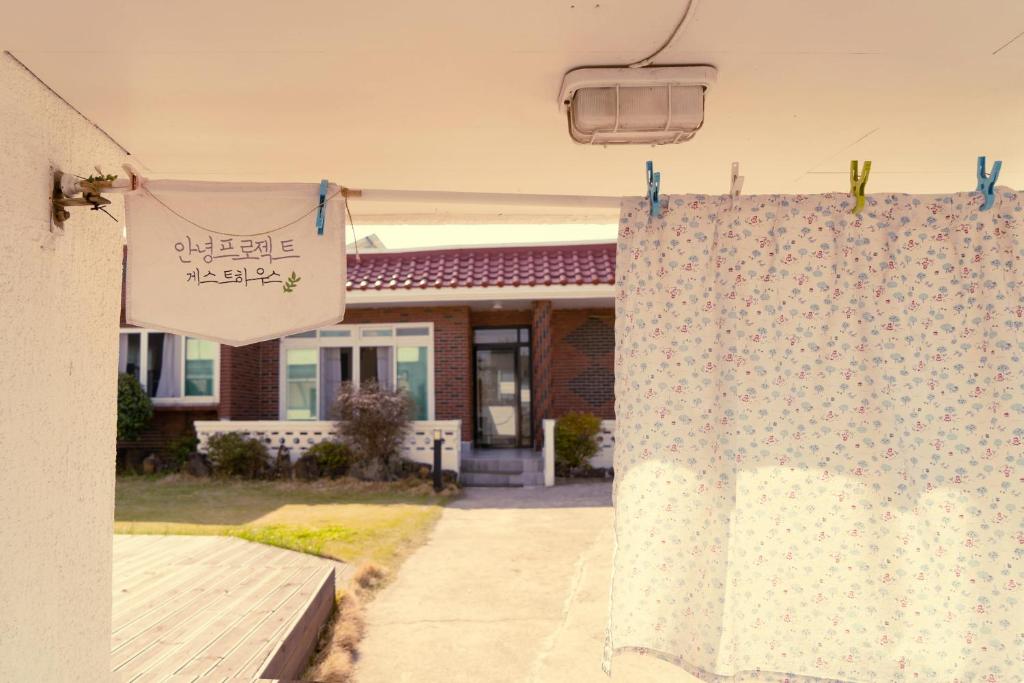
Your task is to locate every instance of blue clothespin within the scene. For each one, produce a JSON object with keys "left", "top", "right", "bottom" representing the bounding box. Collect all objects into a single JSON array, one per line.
[
  {"left": 315, "top": 179, "right": 329, "bottom": 235},
  {"left": 646, "top": 161, "right": 661, "bottom": 217},
  {"left": 976, "top": 156, "right": 1001, "bottom": 211}
]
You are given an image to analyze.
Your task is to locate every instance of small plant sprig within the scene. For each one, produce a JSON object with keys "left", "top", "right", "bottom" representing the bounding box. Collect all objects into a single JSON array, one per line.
[
  {"left": 282, "top": 271, "right": 301, "bottom": 293},
  {"left": 84, "top": 173, "right": 118, "bottom": 183}
]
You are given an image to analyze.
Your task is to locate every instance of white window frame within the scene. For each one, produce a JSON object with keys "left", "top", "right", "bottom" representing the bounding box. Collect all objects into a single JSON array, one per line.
[
  {"left": 278, "top": 322, "right": 435, "bottom": 421},
  {"left": 117, "top": 328, "right": 221, "bottom": 406}
]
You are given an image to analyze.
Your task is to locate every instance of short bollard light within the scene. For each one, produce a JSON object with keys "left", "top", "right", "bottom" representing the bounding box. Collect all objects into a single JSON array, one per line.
[{"left": 432, "top": 429, "right": 444, "bottom": 492}]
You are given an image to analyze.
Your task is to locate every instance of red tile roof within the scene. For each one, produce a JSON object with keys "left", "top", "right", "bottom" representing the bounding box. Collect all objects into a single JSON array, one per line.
[{"left": 346, "top": 242, "right": 616, "bottom": 291}]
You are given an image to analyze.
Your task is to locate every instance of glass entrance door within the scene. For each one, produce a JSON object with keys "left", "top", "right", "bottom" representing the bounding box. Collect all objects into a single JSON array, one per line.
[{"left": 474, "top": 328, "right": 532, "bottom": 448}]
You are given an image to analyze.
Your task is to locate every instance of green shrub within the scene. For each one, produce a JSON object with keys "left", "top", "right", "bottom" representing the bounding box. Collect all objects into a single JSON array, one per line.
[
  {"left": 117, "top": 373, "right": 154, "bottom": 442},
  {"left": 292, "top": 453, "right": 320, "bottom": 481},
  {"left": 307, "top": 440, "right": 353, "bottom": 479},
  {"left": 554, "top": 412, "right": 601, "bottom": 472},
  {"left": 332, "top": 381, "right": 414, "bottom": 481},
  {"left": 164, "top": 433, "right": 199, "bottom": 470},
  {"left": 206, "top": 432, "right": 269, "bottom": 478}
]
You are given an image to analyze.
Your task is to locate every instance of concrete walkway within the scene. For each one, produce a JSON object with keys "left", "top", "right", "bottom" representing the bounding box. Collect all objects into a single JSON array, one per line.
[{"left": 355, "top": 482, "right": 693, "bottom": 683}]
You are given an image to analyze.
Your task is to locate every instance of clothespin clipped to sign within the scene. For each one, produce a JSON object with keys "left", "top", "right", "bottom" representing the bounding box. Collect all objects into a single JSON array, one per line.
[
  {"left": 315, "top": 179, "right": 329, "bottom": 235},
  {"left": 646, "top": 161, "right": 661, "bottom": 217},
  {"left": 849, "top": 160, "right": 871, "bottom": 214},
  {"left": 976, "top": 156, "right": 1001, "bottom": 211},
  {"left": 730, "top": 162, "right": 744, "bottom": 200}
]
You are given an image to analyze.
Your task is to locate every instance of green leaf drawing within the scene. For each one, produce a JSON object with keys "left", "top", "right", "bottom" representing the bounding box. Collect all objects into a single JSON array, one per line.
[{"left": 282, "top": 271, "right": 301, "bottom": 293}]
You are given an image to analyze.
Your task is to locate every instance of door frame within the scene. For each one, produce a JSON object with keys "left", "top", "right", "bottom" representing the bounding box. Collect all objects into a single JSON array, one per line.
[{"left": 472, "top": 326, "right": 533, "bottom": 449}]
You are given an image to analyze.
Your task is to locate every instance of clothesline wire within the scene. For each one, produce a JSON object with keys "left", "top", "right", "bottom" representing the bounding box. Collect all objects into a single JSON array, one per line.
[
  {"left": 346, "top": 201, "right": 361, "bottom": 262},
  {"left": 141, "top": 185, "right": 348, "bottom": 237}
]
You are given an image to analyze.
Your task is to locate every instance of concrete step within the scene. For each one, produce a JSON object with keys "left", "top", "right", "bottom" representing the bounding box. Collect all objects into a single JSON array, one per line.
[
  {"left": 520, "top": 471, "right": 545, "bottom": 486},
  {"left": 460, "top": 470, "right": 546, "bottom": 487},
  {"left": 461, "top": 457, "right": 543, "bottom": 474}
]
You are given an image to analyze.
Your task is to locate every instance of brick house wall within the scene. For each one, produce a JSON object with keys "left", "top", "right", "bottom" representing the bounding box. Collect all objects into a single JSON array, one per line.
[
  {"left": 469, "top": 309, "right": 532, "bottom": 328},
  {"left": 531, "top": 301, "right": 554, "bottom": 447},
  {"left": 118, "top": 407, "right": 218, "bottom": 465},
  {"left": 118, "top": 300, "right": 615, "bottom": 452},
  {"left": 550, "top": 308, "right": 615, "bottom": 419},
  {"left": 219, "top": 340, "right": 280, "bottom": 420},
  {"left": 341, "top": 306, "right": 473, "bottom": 433}
]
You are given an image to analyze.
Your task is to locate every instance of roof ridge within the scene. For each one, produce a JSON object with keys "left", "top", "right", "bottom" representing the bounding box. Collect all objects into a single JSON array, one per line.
[
  {"left": 353, "top": 238, "right": 616, "bottom": 256},
  {"left": 346, "top": 240, "right": 616, "bottom": 293}
]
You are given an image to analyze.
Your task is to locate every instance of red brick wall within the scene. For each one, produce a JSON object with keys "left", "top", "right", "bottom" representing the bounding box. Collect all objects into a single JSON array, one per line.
[
  {"left": 219, "top": 339, "right": 280, "bottom": 420},
  {"left": 342, "top": 306, "right": 472, "bottom": 434},
  {"left": 117, "top": 406, "right": 217, "bottom": 455},
  {"left": 117, "top": 300, "right": 615, "bottom": 447},
  {"left": 158, "top": 306, "right": 471, "bottom": 436},
  {"left": 531, "top": 302, "right": 554, "bottom": 447},
  {"left": 219, "top": 344, "right": 255, "bottom": 419},
  {"left": 470, "top": 309, "right": 532, "bottom": 327},
  {"left": 550, "top": 308, "right": 615, "bottom": 419}
]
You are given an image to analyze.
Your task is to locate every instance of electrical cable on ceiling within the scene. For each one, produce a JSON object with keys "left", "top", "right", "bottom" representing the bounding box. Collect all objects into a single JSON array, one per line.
[{"left": 627, "top": 0, "right": 700, "bottom": 68}]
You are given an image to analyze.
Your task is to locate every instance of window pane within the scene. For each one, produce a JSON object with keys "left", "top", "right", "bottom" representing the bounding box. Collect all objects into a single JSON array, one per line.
[
  {"left": 184, "top": 338, "right": 217, "bottom": 397},
  {"left": 397, "top": 346, "right": 428, "bottom": 420},
  {"left": 474, "top": 328, "right": 520, "bottom": 344},
  {"left": 286, "top": 348, "right": 317, "bottom": 419},
  {"left": 287, "top": 363, "right": 317, "bottom": 380},
  {"left": 519, "top": 328, "right": 530, "bottom": 343},
  {"left": 320, "top": 329, "right": 351, "bottom": 338},
  {"left": 361, "top": 328, "right": 393, "bottom": 338},
  {"left": 396, "top": 326, "right": 430, "bottom": 337},
  {"left": 360, "top": 346, "right": 394, "bottom": 390},
  {"left": 287, "top": 330, "right": 317, "bottom": 338},
  {"left": 119, "top": 333, "right": 141, "bottom": 382}
]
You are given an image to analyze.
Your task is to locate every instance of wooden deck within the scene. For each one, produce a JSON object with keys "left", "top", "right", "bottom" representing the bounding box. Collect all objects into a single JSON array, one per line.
[{"left": 111, "top": 535, "right": 340, "bottom": 682}]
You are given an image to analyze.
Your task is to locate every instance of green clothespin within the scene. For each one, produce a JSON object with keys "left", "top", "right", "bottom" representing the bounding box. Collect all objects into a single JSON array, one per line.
[{"left": 849, "top": 160, "right": 871, "bottom": 214}]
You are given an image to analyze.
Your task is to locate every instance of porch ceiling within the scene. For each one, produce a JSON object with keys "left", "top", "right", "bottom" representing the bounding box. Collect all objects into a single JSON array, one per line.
[{"left": 4, "top": 1, "right": 1024, "bottom": 223}]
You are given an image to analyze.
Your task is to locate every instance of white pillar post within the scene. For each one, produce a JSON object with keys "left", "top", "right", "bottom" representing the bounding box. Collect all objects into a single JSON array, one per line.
[{"left": 542, "top": 419, "right": 556, "bottom": 487}]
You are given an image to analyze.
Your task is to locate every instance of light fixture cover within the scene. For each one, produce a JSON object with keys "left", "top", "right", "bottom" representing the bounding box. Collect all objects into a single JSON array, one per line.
[{"left": 558, "top": 66, "right": 717, "bottom": 145}]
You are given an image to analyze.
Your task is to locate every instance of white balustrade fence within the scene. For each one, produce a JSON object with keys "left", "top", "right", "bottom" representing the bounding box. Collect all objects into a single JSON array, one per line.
[
  {"left": 592, "top": 419, "right": 615, "bottom": 469},
  {"left": 194, "top": 420, "right": 462, "bottom": 475}
]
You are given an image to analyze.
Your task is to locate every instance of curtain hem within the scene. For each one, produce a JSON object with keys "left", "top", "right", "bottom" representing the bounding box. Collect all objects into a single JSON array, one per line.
[{"left": 603, "top": 645, "right": 865, "bottom": 683}]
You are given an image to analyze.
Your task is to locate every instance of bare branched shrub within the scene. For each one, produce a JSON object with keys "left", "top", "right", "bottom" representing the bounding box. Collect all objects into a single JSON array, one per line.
[{"left": 331, "top": 381, "right": 414, "bottom": 481}]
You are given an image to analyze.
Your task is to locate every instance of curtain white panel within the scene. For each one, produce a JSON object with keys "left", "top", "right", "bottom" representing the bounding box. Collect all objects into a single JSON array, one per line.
[
  {"left": 154, "top": 334, "right": 180, "bottom": 398},
  {"left": 321, "top": 347, "right": 343, "bottom": 418},
  {"left": 377, "top": 347, "right": 394, "bottom": 390},
  {"left": 607, "top": 190, "right": 1023, "bottom": 682},
  {"left": 117, "top": 334, "right": 129, "bottom": 374}
]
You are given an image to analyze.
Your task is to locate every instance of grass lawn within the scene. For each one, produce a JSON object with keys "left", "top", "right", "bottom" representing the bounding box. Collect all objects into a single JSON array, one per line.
[{"left": 114, "top": 476, "right": 455, "bottom": 571}]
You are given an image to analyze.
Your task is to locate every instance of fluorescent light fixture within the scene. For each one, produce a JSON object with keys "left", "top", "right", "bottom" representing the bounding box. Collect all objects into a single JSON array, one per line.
[{"left": 558, "top": 66, "right": 717, "bottom": 145}]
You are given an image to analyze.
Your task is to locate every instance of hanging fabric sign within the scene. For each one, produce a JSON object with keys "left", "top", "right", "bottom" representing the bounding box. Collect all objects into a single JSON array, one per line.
[
  {"left": 607, "top": 190, "right": 1023, "bottom": 682},
  {"left": 125, "top": 180, "right": 346, "bottom": 346}
]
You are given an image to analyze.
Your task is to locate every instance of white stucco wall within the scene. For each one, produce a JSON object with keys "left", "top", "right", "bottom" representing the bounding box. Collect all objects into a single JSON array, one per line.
[{"left": 0, "top": 53, "right": 126, "bottom": 681}]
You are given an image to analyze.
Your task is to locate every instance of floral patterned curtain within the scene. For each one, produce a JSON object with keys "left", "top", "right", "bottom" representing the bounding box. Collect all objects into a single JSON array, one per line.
[{"left": 607, "top": 190, "right": 1023, "bottom": 682}]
